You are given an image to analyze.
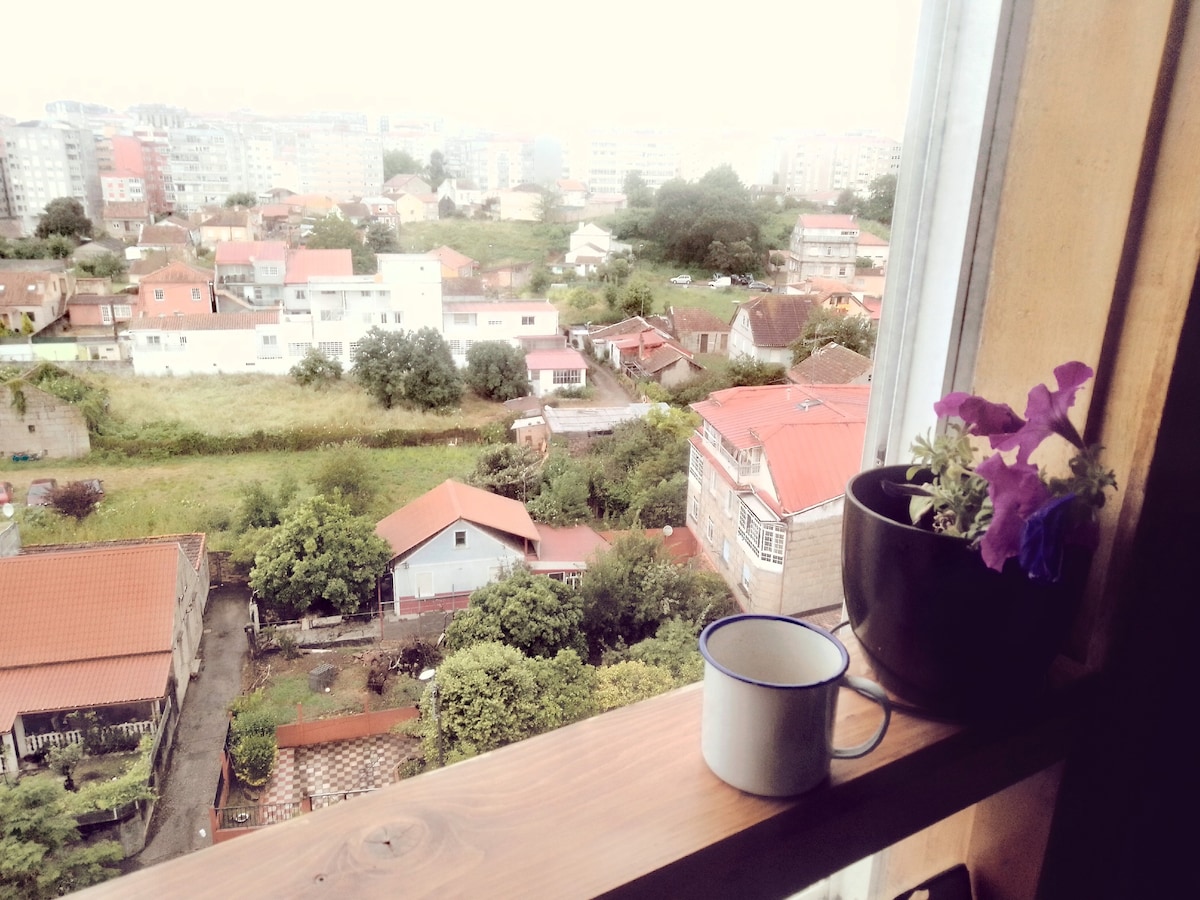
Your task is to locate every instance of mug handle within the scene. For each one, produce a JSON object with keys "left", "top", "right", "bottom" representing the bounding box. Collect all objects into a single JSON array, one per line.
[{"left": 831, "top": 674, "right": 892, "bottom": 759}]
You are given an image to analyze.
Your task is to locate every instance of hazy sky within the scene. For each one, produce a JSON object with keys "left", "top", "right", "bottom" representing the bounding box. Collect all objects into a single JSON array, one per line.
[{"left": 3, "top": 0, "right": 922, "bottom": 139}]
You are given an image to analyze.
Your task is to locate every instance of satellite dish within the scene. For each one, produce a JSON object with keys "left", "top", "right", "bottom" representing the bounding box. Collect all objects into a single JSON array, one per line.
[
  {"left": 1, "top": 503, "right": 13, "bottom": 519},
  {"left": 662, "top": 524, "right": 673, "bottom": 537}
]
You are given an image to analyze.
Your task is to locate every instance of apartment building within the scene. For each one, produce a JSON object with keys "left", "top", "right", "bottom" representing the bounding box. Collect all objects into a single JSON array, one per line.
[
  {"left": 788, "top": 213, "right": 861, "bottom": 280},
  {"left": 560, "top": 128, "right": 682, "bottom": 195},
  {"left": 444, "top": 134, "right": 534, "bottom": 192},
  {"left": 687, "top": 383, "right": 869, "bottom": 616},
  {"left": 776, "top": 131, "right": 901, "bottom": 197},
  {"left": 0, "top": 122, "right": 102, "bottom": 236}
]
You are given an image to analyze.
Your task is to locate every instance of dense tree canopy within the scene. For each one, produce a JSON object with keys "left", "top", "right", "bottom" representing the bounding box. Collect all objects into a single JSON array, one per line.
[
  {"left": 364, "top": 221, "right": 400, "bottom": 254},
  {"left": 467, "top": 443, "right": 543, "bottom": 501},
  {"left": 249, "top": 495, "right": 392, "bottom": 616},
  {"left": 464, "top": 341, "right": 530, "bottom": 401},
  {"left": 383, "top": 149, "right": 423, "bottom": 181},
  {"left": 225, "top": 191, "right": 257, "bottom": 208},
  {"left": 790, "top": 309, "right": 878, "bottom": 365},
  {"left": 623, "top": 171, "right": 654, "bottom": 208},
  {"left": 75, "top": 251, "right": 127, "bottom": 279},
  {"left": 0, "top": 779, "right": 122, "bottom": 898},
  {"left": 416, "top": 642, "right": 595, "bottom": 764},
  {"left": 306, "top": 214, "right": 375, "bottom": 274},
  {"left": 444, "top": 569, "right": 587, "bottom": 659},
  {"left": 351, "top": 326, "right": 463, "bottom": 411},
  {"left": 644, "top": 166, "right": 762, "bottom": 271},
  {"left": 35, "top": 197, "right": 92, "bottom": 240}
]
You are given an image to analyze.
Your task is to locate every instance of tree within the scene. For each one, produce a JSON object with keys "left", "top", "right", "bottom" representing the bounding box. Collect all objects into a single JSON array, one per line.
[
  {"left": 594, "top": 660, "right": 677, "bottom": 711},
  {"left": 351, "top": 327, "right": 463, "bottom": 411},
  {"left": 727, "top": 356, "right": 787, "bottom": 386},
  {"left": 536, "top": 189, "right": 562, "bottom": 224},
  {"left": 416, "top": 642, "right": 595, "bottom": 764},
  {"left": 861, "top": 174, "right": 898, "bottom": 226},
  {"left": 306, "top": 213, "right": 375, "bottom": 274},
  {"left": 528, "top": 267, "right": 551, "bottom": 295},
  {"left": 465, "top": 341, "right": 530, "bottom": 401},
  {"left": 646, "top": 167, "right": 762, "bottom": 271},
  {"left": 427, "top": 150, "right": 448, "bottom": 191},
  {"left": 438, "top": 196, "right": 457, "bottom": 218},
  {"left": 444, "top": 569, "right": 587, "bottom": 659},
  {"left": 44, "top": 234, "right": 74, "bottom": 259},
  {"left": 527, "top": 452, "right": 592, "bottom": 525},
  {"left": 365, "top": 221, "right": 400, "bottom": 254},
  {"left": 311, "top": 441, "right": 377, "bottom": 515},
  {"left": 35, "top": 197, "right": 92, "bottom": 240},
  {"left": 789, "top": 309, "right": 878, "bottom": 365},
  {"left": 623, "top": 171, "right": 654, "bottom": 208},
  {"left": 833, "top": 188, "right": 862, "bottom": 216},
  {"left": 289, "top": 347, "right": 343, "bottom": 388},
  {"left": 467, "top": 443, "right": 543, "bottom": 501},
  {"left": 48, "top": 481, "right": 103, "bottom": 520},
  {"left": 383, "top": 149, "right": 422, "bottom": 181},
  {"left": 237, "top": 477, "right": 297, "bottom": 532},
  {"left": 224, "top": 191, "right": 257, "bottom": 208},
  {"left": 0, "top": 779, "right": 122, "bottom": 898},
  {"left": 76, "top": 252, "right": 127, "bottom": 280},
  {"left": 618, "top": 279, "right": 655, "bottom": 318},
  {"left": 856, "top": 255, "right": 876, "bottom": 269},
  {"left": 249, "top": 495, "right": 392, "bottom": 617}
]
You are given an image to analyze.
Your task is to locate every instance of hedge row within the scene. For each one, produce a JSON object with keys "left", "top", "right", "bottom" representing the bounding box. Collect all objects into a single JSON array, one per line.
[{"left": 92, "top": 423, "right": 494, "bottom": 460}]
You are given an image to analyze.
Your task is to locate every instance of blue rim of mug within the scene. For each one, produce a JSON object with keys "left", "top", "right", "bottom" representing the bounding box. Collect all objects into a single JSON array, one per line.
[{"left": 698, "top": 614, "right": 849, "bottom": 689}]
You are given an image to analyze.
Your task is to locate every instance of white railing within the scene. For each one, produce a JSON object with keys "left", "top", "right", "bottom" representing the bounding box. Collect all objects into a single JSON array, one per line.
[{"left": 25, "top": 720, "right": 154, "bottom": 754}]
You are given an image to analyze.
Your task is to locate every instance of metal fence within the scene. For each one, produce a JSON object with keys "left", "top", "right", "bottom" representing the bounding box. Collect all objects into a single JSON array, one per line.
[
  {"left": 215, "top": 801, "right": 303, "bottom": 830},
  {"left": 309, "top": 788, "right": 376, "bottom": 810},
  {"left": 25, "top": 720, "right": 155, "bottom": 754}
]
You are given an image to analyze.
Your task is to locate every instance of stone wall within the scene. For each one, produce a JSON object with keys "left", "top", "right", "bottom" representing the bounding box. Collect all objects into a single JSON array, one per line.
[{"left": 0, "top": 386, "right": 90, "bottom": 459}]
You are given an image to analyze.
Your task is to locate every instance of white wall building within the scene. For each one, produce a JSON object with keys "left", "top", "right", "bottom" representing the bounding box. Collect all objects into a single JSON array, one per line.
[{"left": 441, "top": 300, "right": 559, "bottom": 365}]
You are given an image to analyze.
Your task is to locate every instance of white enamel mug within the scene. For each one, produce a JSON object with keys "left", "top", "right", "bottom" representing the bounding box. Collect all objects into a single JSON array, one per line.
[{"left": 699, "top": 614, "right": 891, "bottom": 797}]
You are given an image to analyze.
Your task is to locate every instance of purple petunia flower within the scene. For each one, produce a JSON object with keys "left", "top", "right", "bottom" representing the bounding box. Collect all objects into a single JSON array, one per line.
[
  {"left": 934, "top": 392, "right": 1024, "bottom": 438},
  {"left": 976, "top": 454, "right": 1050, "bottom": 572},
  {"left": 991, "top": 361, "right": 1093, "bottom": 463},
  {"left": 1019, "top": 493, "right": 1077, "bottom": 583}
]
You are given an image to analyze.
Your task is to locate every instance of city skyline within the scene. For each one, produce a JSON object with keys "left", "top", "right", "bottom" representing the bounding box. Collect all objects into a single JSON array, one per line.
[{"left": 4, "top": 0, "right": 922, "bottom": 141}]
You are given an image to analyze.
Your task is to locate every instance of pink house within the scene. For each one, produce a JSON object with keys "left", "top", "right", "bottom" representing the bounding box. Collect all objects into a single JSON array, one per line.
[{"left": 136, "top": 262, "right": 214, "bottom": 318}]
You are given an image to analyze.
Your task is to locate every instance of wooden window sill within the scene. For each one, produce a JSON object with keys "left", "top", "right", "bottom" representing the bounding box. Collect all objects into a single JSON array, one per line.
[{"left": 79, "top": 642, "right": 1097, "bottom": 899}]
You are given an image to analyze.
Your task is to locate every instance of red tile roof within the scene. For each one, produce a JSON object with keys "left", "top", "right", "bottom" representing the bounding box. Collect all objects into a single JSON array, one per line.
[
  {"left": 140, "top": 261, "right": 211, "bottom": 284},
  {"left": 692, "top": 383, "right": 870, "bottom": 515},
  {"left": 856, "top": 231, "right": 888, "bottom": 246},
  {"left": 427, "top": 245, "right": 477, "bottom": 270},
  {"left": 284, "top": 248, "right": 353, "bottom": 283},
  {"left": 201, "top": 210, "right": 250, "bottom": 228},
  {"left": 640, "top": 344, "right": 700, "bottom": 375},
  {"left": 734, "top": 295, "right": 821, "bottom": 348},
  {"left": 138, "top": 224, "right": 190, "bottom": 246},
  {"left": 20, "top": 533, "right": 207, "bottom": 571},
  {"left": 0, "top": 544, "right": 184, "bottom": 730},
  {"left": 103, "top": 201, "right": 150, "bottom": 220},
  {"left": 787, "top": 343, "right": 874, "bottom": 385},
  {"left": 0, "top": 271, "right": 60, "bottom": 307},
  {"left": 445, "top": 301, "right": 555, "bottom": 313},
  {"left": 375, "top": 480, "right": 541, "bottom": 559},
  {"left": 529, "top": 524, "right": 609, "bottom": 568},
  {"left": 588, "top": 317, "right": 656, "bottom": 341},
  {"left": 215, "top": 240, "right": 287, "bottom": 265},
  {"left": 670, "top": 306, "right": 730, "bottom": 335},
  {"left": 525, "top": 348, "right": 588, "bottom": 370}
]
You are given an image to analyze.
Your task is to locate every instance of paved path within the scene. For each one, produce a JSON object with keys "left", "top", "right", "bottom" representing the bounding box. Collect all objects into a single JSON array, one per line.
[{"left": 128, "top": 585, "right": 250, "bottom": 871}]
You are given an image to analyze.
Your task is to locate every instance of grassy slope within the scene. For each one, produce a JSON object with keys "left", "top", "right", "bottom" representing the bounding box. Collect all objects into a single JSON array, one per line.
[{"left": 396, "top": 220, "right": 573, "bottom": 266}]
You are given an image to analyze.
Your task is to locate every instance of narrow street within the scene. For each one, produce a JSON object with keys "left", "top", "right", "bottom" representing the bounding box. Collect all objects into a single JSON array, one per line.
[
  {"left": 583, "top": 358, "right": 636, "bottom": 407},
  {"left": 126, "top": 585, "right": 250, "bottom": 872}
]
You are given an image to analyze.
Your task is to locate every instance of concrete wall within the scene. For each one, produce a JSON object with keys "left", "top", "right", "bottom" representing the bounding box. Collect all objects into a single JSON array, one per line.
[
  {"left": 0, "top": 386, "right": 90, "bottom": 459},
  {"left": 390, "top": 520, "right": 527, "bottom": 605}
]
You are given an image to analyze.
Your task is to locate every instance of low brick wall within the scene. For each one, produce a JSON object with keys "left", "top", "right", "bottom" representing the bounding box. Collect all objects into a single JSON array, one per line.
[{"left": 275, "top": 707, "right": 418, "bottom": 749}]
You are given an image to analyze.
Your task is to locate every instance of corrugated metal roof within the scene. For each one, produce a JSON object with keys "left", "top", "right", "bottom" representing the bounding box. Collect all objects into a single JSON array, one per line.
[
  {"left": 375, "top": 480, "right": 540, "bottom": 559},
  {"left": 542, "top": 404, "right": 664, "bottom": 434},
  {"left": 525, "top": 348, "right": 587, "bottom": 369}
]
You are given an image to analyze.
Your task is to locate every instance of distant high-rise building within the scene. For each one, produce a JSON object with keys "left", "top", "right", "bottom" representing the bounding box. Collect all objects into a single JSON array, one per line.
[
  {"left": 163, "top": 125, "right": 244, "bottom": 213},
  {"left": 560, "top": 129, "right": 682, "bottom": 195},
  {"left": 776, "top": 132, "right": 901, "bottom": 198},
  {"left": 0, "top": 122, "right": 102, "bottom": 236},
  {"left": 444, "top": 134, "right": 535, "bottom": 192}
]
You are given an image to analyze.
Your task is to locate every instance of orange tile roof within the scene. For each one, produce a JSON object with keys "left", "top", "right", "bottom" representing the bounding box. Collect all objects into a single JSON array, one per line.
[
  {"left": 0, "top": 544, "right": 183, "bottom": 731},
  {"left": 787, "top": 343, "right": 874, "bottom": 385},
  {"left": 444, "top": 301, "right": 555, "bottom": 313},
  {"left": 20, "top": 533, "right": 207, "bottom": 571},
  {"left": 797, "top": 214, "right": 860, "bottom": 230},
  {"left": 427, "top": 245, "right": 478, "bottom": 270},
  {"left": 140, "top": 261, "right": 211, "bottom": 284},
  {"left": 103, "top": 201, "right": 150, "bottom": 219},
  {"left": 284, "top": 248, "right": 354, "bottom": 283},
  {"left": 528, "top": 524, "right": 609, "bottom": 567},
  {"left": 375, "top": 480, "right": 540, "bottom": 559},
  {"left": 525, "top": 348, "right": 588, "bottom": 370},
  {"left": 127, "top": 311, "right": 279, "bottom": 331},
  {"left": 214, "top": 240, "right": 287, "bottom": 264},
  {"left": 139, "top": 224, "right": 190, "bottom": 245},
  {"left": 734, "top": 295, "right": 821, "bottom": 348},
  {"left": 692, "top": 383, "right": 870, "bottom": 514},
  {"left": 670, "top": 306, "right": 730, "bottom": 335}
]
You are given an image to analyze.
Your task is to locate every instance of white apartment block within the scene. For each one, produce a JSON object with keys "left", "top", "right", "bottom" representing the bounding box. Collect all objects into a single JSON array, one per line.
[
  {"left": 444, "top": 135, "right": 535, "bottom": 192},
  {"left": 789, "top": 214, "right": 861, "bottom": 280},
  {"left": 0, "top": 122, "right": 102, "bottom": 236},
  {"left": 163, "top": 126, "right": 244, "bottom": 213},
  {"left": 776, "top": 132, "right": 901, "bottom": 197},
  {"left": 441, "top": 301, "right": 559, "bottom": 366},
  {"left": 560, "top": 129, "right": 682, "bottom": 195}
]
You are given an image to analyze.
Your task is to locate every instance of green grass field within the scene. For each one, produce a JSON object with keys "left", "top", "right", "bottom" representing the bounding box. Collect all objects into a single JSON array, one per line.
[{"left": 397, "top": 220, "right": 574, "bottom": 266}]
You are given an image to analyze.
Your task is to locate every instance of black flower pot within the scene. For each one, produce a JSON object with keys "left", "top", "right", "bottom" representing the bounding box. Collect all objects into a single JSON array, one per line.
[{"left": 842, "top": 465, "right": 1087, "bottom": 719}]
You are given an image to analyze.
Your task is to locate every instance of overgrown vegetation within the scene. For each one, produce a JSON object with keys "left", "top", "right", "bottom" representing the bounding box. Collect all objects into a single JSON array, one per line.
[
  {"left": 352, "top": 327, "right": 463, "bottom": 411},
  {"left": 227, "top": 695, "right": 281, "bottom": 787}
]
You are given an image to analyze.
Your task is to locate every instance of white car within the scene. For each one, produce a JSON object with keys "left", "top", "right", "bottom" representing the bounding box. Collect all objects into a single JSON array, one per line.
[{"left": 669, "top": 274, "right": 692, "bottom": 285}]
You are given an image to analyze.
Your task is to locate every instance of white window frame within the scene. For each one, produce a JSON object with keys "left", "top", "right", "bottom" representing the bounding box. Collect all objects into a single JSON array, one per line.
[
  {"left": 191, "top": 288, "right": 202, "bottom": 301},
  {"left": 153, "top": 288, "right": 165, "bottom": 301}
]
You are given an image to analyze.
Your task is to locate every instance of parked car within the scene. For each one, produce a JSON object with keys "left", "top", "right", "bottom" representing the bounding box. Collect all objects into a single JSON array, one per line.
[
  {"left": 26, "top": 478, "right": 57, "bottom": 507},
  {"left": 708, "top": 276, "right": 732, "bottom": 288},
  {"left": 747, "top": 281, "right": 773, "bottom": 292},
  {"left": 731, "top": 274, "right": 752, "bottom": 286},
  {"left": 0, "top": 481, "right": 13, "bottom": 506},
  {"left": 669, "top": 274, "right": 692, "bottom": 285}
]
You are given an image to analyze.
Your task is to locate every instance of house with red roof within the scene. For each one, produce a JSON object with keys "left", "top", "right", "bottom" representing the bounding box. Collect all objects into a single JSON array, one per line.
[
  {"left": 728, "top": 294, "right": 822, "bottom": 365},
  {"left": 609, "top": 330, "right": 703, "bottom": 388},
  {"left": 427, "top": 245, "right": 478, "bottom": 279},
  {"left": 199, "top": 209, "right": 257, "bottom": 247},
  {"left": 668, "top": 306, "right": 731, "bottom": 355},
  {"left": 375, "top": 480, "right": 606, "bottom": 616},
  {"left": 136, "top": 261, "right": 214, "bottom": 318},
  {"left": 786, "top": 342, "right": 874, "bottom": 386},
  {"left": 392, "top": 192, "right": 440, "bottom": 224},
  {"left": 281, "top": 248, "right": 354, "bottom": 309},
  {"left": 101, "top": 200, "right": 153, "bottom": 240},
  {"left": 214, "top": 240, "right": 288, "bottom": 305},
  {"left": 0, "top": 535, "right": 208, "bottom": 776},
  {"left": 525, "top": 347, "right": 589, "bottom": 397},
  {"left": 687, "top": 383, "right": 869, "bottom": 616},
  {"left": 0, "top": 269, "right": 72, "bottom": 336},
  {"left": 137, "top": 222, "right": 193, "bottom": 255},
  {"left": 128, "top": 311, "right": 282, "bottom": 375}
]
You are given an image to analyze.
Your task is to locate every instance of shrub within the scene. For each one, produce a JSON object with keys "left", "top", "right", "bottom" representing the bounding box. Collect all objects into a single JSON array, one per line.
[
  {"left": 48, "top": 481, "right": 104, "bottom": 520},
  {"left": 230, "top": 707, "right": 279, "bottom": 743},
  {"left": 230, "top": 733, "right": 278, "bottom": 787},
  {"left": 289, "top": 348, "right": 343, "bottom": 388}
]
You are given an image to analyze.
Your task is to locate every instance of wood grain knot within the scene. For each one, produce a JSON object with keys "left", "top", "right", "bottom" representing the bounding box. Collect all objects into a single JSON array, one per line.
[{"left": 362, "top": 821, "right": 426, "bottom": 860}]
